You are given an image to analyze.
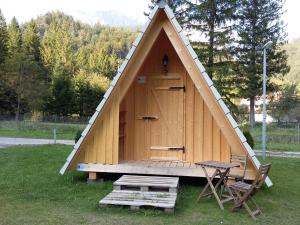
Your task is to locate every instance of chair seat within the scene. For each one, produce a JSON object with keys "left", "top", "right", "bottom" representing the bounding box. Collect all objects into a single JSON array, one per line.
[{"left": 229, "top": 181, "right": 252, "bottom": 192}]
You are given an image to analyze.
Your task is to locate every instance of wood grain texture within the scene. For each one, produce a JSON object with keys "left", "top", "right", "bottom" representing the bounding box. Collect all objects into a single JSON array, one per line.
[{"left": 66, "top": 8, "right": 258, "bottom": 180}]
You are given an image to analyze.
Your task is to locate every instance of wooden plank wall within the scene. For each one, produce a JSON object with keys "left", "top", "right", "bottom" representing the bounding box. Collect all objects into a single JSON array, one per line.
[
  {"left": 77, "top": 92, "right": 120, "bottom": 165},
  {"left": 184, "top": 77, "right": 231, "bottom": 163},
  {"left": 119, "top": 29, "right": 231, "bottom": 163}
]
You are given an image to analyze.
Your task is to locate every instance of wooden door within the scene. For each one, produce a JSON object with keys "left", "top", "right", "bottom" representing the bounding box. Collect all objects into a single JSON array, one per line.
[{"left": 146, "top": 73, "right": 185, "bottom": 161}]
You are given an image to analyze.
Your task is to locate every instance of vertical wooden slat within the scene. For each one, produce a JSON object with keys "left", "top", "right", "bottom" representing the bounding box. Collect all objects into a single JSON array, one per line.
[
  {"left": 212, "top": 119, "right": 221, "bottom": 161},
  {"left": 185, "top": 72, "right": 194, "bottom": 162},
  {"left": 124, "top": 86, "right": 135, "bottom": 160},
  {"left": 105, "top": 108, "right": 114, "bottom": 164},
  {"left": 112, "top": 92, "right": 120, "bottom": 164},
  {"left": 203, "top": 103, "right": 213, "bottom": 160},
  {"left": 97, "top": 120, "right": 105, "bottom": 163},
  {"left": 193, "top": 87, "right": 203, "bottom": 162},
  {"left": 221, "top": 132, "right": 230, "bottom": 162}
]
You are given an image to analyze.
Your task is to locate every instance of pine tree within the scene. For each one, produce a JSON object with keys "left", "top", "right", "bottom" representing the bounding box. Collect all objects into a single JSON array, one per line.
[
  {"left": 0, "top": 9, "right": 8, "bottom": 64},
  {"left": 23, "top": 20, "right": 41, "bottom": 62},
  {"left": 182, "top": 0, "right": 236, "bottom": 80},
  {"left": 4, "top": 17, "right": 44, "bottom": 121},
  {"left": 7, "top": 17, "right": 22, "bottom": 55},
  {"left": 234, "top": 0, "right": 289, "bottom": 127},
  {"left": 41, "top": 19, "right": 75, "bottom": 79}
]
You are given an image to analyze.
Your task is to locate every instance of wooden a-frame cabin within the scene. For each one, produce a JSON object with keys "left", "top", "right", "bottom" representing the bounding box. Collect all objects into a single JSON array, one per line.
[{"left": 60, "top": 2, "right": 272, "bottom": 187}]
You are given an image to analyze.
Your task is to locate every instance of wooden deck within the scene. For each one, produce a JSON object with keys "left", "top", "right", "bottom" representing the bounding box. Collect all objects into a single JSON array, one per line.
[{"left": 77, "top": 160, "right": 255, "bottom": 180}]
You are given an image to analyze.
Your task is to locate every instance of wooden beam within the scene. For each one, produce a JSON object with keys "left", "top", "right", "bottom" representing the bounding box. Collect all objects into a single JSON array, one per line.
[
  {"left": 88, "top": 172, "right": 97, "bottom": 181},
  {"left": 78, "top": 163, "right": 256, "bottom": 180}
]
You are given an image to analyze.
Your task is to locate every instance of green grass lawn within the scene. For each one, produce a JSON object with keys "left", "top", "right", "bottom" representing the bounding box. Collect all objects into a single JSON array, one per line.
[
  {"left": 0, "top": 120, "right": 85, "bottom": 140},
  {"left": 0, "top": 145, "right": 299, "bottom": 225}
]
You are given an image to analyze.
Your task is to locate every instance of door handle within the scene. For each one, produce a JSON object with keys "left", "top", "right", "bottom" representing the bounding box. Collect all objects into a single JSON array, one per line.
[{"left": 168, "top": 146, "right": 185, "bottom": 152}]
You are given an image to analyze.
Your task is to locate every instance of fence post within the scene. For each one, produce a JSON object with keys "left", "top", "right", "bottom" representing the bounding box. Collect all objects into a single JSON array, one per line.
[
  {"left": 53, "top": 128, "right": 57, "bottom": 144},
  {"left": 298, "top": 123, "right": 300, "bottom": 144}
]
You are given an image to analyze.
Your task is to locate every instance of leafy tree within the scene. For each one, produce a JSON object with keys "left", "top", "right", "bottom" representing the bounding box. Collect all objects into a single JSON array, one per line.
[
  {"left": 89, "top": 47, "right": 119, "bottom": 80},
  {"left": 233, "top": 0, "right": 289, "bottom": 127},
  {"left": 0, "top": 11, "right": 138, "bottom": 118},
  {"left": 3, "top": 52, "right": 44, "bottom": 121},
  {"left": 45, "top": 72, "right": 75, "bottom": 116},
  {"left": 0, "top": 9, "right": 8, "bottom": 64},
  {"left": 270, "top": 83, "right": 300, "bottom": 122},
  {"left": 283, "top": 38, "right": 300, "bottom": 85},
  {"left": 73, "top": 70, "right": 110, "bottom": 116}
]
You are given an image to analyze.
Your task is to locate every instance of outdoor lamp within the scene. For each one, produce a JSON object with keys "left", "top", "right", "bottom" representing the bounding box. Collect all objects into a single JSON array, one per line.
[{"left": 162, "top": 54, "right": 169, "bottom": 74}]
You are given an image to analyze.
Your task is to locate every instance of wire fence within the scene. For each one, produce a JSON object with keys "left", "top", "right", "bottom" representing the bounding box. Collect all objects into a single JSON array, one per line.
[
  {"left": 0, "top": 115, "right": 88, "bottom": 141},
  {"left": 251, "top": 122, "right": 300, "bottom": 145}
]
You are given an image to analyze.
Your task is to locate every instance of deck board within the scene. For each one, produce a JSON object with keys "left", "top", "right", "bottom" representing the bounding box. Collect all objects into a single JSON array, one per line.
[{"left": 77, "top": 160, "right": 255, "bottom": 180}]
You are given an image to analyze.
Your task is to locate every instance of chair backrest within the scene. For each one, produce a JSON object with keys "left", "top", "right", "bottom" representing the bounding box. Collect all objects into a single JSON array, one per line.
[
  {"left": 252, "top": 163, "right": 272, "bottom": 189},
  {"left": 230, "top": 153, "right": 248, "bottom": 179}
]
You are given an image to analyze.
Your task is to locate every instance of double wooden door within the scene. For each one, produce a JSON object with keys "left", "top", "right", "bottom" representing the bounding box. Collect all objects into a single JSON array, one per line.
[{"left": 136, "top": 73, "right": 185, "bottom": 161}]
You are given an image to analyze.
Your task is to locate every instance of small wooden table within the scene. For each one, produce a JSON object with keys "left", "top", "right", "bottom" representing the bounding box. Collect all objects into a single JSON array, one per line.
[{"left": 196, "top": 160, "right": 239, "bottom": 210}]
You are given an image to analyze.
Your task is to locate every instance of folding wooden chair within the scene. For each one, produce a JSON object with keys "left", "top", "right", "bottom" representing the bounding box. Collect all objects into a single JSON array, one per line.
[
  {"left": 229, "top": 164, "right": 271, "bottom": 220},
  {"left": 227, "top": 154, "right": 248, "bottom": 181},
  {"left": 220, "top": 154, "right": 247, "bottom": 202}
]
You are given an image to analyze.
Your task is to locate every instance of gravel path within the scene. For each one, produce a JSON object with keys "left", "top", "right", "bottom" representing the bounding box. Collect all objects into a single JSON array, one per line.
[{"left": 0, "top": 137, "right": 74, "bottom": 148}]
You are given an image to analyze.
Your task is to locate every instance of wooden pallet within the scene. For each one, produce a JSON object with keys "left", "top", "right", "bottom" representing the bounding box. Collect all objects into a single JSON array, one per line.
[
  {"left": 113, "top": 175, "right": 179, "bottom": 193},
  {"left": 99, "top": 190, "right": 177, "bottom": 213}
]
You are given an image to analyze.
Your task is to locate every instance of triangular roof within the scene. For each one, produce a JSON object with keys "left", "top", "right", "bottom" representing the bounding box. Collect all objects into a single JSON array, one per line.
[{"left": 60, "top": 1, "right": 272, "bottom": 187}]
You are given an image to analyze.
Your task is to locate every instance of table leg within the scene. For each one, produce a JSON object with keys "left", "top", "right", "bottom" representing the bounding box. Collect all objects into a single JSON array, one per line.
[
  {"left": 214, "top": 168, "right": 230, "bottom": 190},
  {"left": 197, "top": 167, "right": 217, "bottom": 201},
  {"left": 197, "top": 167, "right": 224, "bottom": 210}
]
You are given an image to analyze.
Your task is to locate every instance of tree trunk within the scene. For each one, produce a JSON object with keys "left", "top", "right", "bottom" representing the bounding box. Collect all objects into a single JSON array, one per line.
[
  {"left": 207, "top": 3, "right": 216, "bottom": 79},
  {"left": 15, "top": 95, "right": 20, "bottom": 128},
  {"left": 249, "top": 96, "right": 255, "bottom": 128}
]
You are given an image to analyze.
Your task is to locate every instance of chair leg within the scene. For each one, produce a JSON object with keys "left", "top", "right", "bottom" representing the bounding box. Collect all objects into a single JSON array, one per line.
[
  {"left": 232, "top": 191, "right": 261, "bottom": 220},
  {"left": 243, "top": 201, "right": 257, "bottom": 220},
  {"left": 249, "top": 197, "right": 261, "bottom": 214}
]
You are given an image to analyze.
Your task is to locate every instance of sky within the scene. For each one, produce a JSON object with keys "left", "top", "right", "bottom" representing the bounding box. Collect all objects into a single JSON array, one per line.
[{"left": 0, "top": 0, "right": 299, "bottom": 41}]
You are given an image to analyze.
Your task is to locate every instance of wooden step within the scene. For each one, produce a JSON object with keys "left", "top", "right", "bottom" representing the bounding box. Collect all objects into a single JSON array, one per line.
[
  {"left": 99, "top": 190, "right": 177, "bottom": 212},
  {"left": 113, "top": 175, "right": 179, "bottom": 193}
]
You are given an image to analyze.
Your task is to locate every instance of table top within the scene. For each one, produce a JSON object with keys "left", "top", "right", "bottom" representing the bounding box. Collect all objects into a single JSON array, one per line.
[{"left": 195, "top": 160, "right": 240, "bottom": 170}]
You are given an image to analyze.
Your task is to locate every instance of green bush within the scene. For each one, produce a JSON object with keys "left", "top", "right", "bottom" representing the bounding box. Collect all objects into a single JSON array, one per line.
[
  {"left": 75, "top": 129, "right": 84, "bottom": 142},
  {"left": 243, "top": 130, "right": 255, "bottom": 148}
]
